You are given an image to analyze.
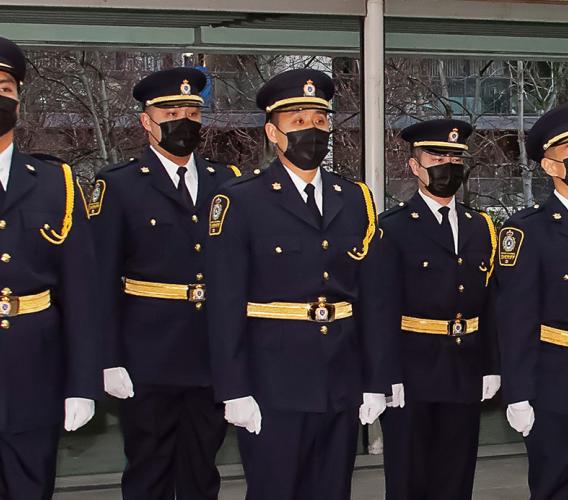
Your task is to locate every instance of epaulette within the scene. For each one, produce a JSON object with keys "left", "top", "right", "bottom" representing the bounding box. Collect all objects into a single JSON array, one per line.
[
  {"left": 30, "top": 153, "right": 67, "bottom": 165},
  {"left": 229, "top": 167, "right": 265, "bottom": 187},
  {"left": 105, "top": 157, "right": 138, "bottom": 173},
  {"left": 516, "top": 204, "right": 543, "bottom": 220},
  {"left": 204, "top": 157, "right": 242, "bottom": 177},
  {"left": 380, "top": 201, "right": 408, "bottom": 220}
]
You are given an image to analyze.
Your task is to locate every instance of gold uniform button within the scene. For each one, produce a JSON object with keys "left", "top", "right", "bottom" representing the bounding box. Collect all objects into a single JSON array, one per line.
[
  {"left": 563, "top": 274, "right": 568, "bottom": 281},
  {"left": 150, "top": 219, "right": 157, "bottom": 226},
  {"left": 275, "top": 246, "right": 283, "bottom": 254},
  {"left": 43, "top": 223, "right": 50, "bottom": 230},
  {"left": 196, "top": 273, "right": 204, "bottom": 281},
  {"left": 458, "top": 284, "right": 465, "bottom": 292},
  {"left": 422, "top": 261, "right": 429, "bottom": 268},
  {"left": 1, "top": 288, "right": 11, "bottom": 296},
  {"left": 194, "top": 243, "right": 202, "bottom": 252},
  {"left": 192, "top": 215, "right": 199, "bottom": 223},
  {"left": 1, "top": 319, "right": 9, "bottom": 329},
  {"left": 322, "top": 240, "right": 329, "bottom": 250},
  {"left": 320, "top": 326, "right": 328, "bottom": 335},
  {"left": 323, "top": 272, "right": 330, "bottom": 281},
  {"left": 458, "top": 257, "right": 463, "bottom": 265},
  {"left": 195, "top": 302, "right": 203, "bottom": 311},
  {"left": 456, "top": 337, "right": 462, "bottom": 345},
  {"left": 0, "top": 220, "right": 6, "bottom": 230},
  {"left": 1, "top": 254, "right": 11, "bottom": 263}
]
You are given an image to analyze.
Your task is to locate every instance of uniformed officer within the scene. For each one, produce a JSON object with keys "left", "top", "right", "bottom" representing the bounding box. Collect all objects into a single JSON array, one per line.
[
  {"left": 0, "top": 37, "right": 101, "bottom": 499},
  {"left": 90, "top": 67, "right": 239, "bottom": 500},
  {"left": 377, "top": 119, "right": 501, "bottom": 500},
  {"left": 496, "top": 104, "right": 568, "bottom": 499},
  {"left": 206, "top": 68, "right": 397, "bottom": 500}
]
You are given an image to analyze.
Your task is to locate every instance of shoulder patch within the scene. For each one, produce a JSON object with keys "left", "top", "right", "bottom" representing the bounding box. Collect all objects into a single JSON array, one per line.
[
  {"left": 498, "top": 227, "right": 525, "bottom": 267},
  {"left": 209, "top": 194, "right": 230, "bottom": 236},
  {"left": 88, "top": 179, "right": 107, "bottom": 218}
]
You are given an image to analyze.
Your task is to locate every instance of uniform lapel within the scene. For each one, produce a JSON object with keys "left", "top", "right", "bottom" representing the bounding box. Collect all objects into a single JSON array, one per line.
[
  {"left": 144, "top": 148, "right": 188, "bottom": 211},
  {"left": 266, "top": 159, "right": 321, "bottom": 231},
  {"left": 408, "top": 191, "right": 455, "bottom": 254},
  {"left": 194, "top": 154, "right": 217, "bottom": 210},
  {"left": 3, "top": 149, "right": 39, "bottom": 213},
  {"left": 545, "top": 194, "right": 568, "bottom": 238},
  {"left": 457, "top": 203, "right": 475, "bottom": 253},
  {"left": 321, "top": 170, "right": 344, "bottom": 230}
]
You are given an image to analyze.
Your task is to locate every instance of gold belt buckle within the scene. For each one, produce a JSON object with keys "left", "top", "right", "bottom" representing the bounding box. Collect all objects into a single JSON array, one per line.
[
  {"left": 0, "top": 296, "right": 19, "bottom": 317},
  {"left": 448, "top": 319, "right": 467, "bottom": 337},
  {"left": 188, "top": 284, "right": 206, "bottom": 303},
  {"left": 308, "top": 297, "right": 335, "bottom": 323}
]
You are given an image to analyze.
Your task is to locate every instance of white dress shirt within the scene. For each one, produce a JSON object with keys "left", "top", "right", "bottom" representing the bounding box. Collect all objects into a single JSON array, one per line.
[
  {"left": 283, "top": 165, "right": 323, "bottom": 215},
  {"left": 555, "top": 190, "right": 568, "bottom": 212},
  {"left": 0, "top": 143, "right": 14, "bottom": 191},
  {"left": 418, "top": 189, "right": 459, "bottom": 253},
  {"left": 151, "top": 146, "right": 198, "bottom": 204}
]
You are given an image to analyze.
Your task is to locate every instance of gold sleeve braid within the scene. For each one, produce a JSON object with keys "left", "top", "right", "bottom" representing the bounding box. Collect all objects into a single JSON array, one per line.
[
  {"left": 479, "top": 211, "right": 497, "bottom": 286},
  {"left": 347, "top": 182, "right": 376, "bottom": 261},
  {"left": 39, "top": 163, "right": 74, "bottom": 245}
]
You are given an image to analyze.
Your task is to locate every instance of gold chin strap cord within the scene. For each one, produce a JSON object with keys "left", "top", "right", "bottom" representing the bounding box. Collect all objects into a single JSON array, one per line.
[
  {"left": 479, "top": 212, "right": 497, "bottom": 286},
  {"left": 40, "top": 163, "right": 74, "bottom": 245},
  {"left": 347, "top": 182, "right": 376, "bottom": 261}
]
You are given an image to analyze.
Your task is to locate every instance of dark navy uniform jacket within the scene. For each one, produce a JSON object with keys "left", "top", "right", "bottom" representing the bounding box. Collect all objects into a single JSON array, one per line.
[
  {"left": 90, "top": 147, "right": 238, "bottom": 387},
  {"left": 206, "top": 159, "right": 395, "bottom": 413},
  {"left": 0, "top": 149, "right": 102, "bottom": 432},
  {"left": 377, "top": 191, "right": 499, "bottom": 404},
  {"left": 496, "top": 194, "right": 568, "bottom": 414}
]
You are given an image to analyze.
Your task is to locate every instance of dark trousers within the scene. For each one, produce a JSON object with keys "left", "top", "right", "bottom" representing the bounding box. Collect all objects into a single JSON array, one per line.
[
  {"left": 120, "top": 385, "right": 227, "bottom": 500},
  {"left": 525, "top": 407, "right": 568, "bottom": 500},
  {"left": 0, "top": 425, "right": 59, "bottom": 500},
  {"left": 237, "top": 407, "right": 359, "bottom": 500},
  {"left": 381, "top": 400, "right": 481, "bottom": 500}
]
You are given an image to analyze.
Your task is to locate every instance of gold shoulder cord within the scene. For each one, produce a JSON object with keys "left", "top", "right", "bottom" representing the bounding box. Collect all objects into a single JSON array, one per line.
[
  {"left": 347, "top": 182, "right": 376, "bottom": 261},
  {"left": 479, "top": 212, "right": 497, "bottom": 286},
  {"left": 40, "top": 163, "right": 74, "bottom": 245},
  {"left": 228, "top": 164, "right": 242, "bottom": 177}
]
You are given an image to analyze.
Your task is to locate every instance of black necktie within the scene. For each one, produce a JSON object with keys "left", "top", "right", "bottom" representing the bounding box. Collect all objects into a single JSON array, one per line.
[
  {"left": 0, "top": 182, "right": 6, "bottom": 210},
  {"left": 304, "top": 183, "right": 321, "bottom": 227},
  {"left": 176, "top": 166, "right": 194, "bottom": 207},
  {"left": 438, "top": 206, "right": 455, "bottom": 252}
]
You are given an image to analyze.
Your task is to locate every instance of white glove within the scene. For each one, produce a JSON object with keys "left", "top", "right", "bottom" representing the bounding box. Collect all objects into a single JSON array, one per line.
[
  {"left": 387, "top": 383, "right": 405, "bottom": 408},
  {"left": 481, "top": 375, "right": 501, "bottom": 402},
  {"left": 104, "top": 367, "right": 134, "bottom": 399},
  {"left": 359, "top": 393, "right": 387, "bottom": 425},
  {"left": 506, "top": 401, "right": 535, "bottom": 437},
  {"left": 224, "top": 396, "right": 262, "bottom": 435},
  {"left": 64, "top": 398, "right": 95, "bottom": 432}
]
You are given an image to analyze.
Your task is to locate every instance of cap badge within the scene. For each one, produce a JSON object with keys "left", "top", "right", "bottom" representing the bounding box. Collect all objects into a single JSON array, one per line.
[
  {"left": 448, "top": 128, "right": 459, "bottom": 143},
  {"left": 180, "top": 79, "right": 192, "bottom": 95},
  {"left": 303, "top": 79, "right": 317, "bottom": 97}
]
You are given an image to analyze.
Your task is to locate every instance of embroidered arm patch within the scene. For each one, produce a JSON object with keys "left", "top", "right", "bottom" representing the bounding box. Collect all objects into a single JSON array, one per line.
[
  {"left": 498, "top": 227, "right": 525, "bottom": 267},
  {"left": 209, "top": 194, "right": 230, "bottom": 236},
  {"left": 88, "top": 179, "right": 106, "bottom": 218}
]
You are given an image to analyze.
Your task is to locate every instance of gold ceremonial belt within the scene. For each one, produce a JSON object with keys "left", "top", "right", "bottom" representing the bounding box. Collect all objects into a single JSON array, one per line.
[
  {"left": 124, "top": 278, "right": 206, "bottom": 303},
  {"left": 401, "top": 315, "right": 479, "bottom": 337},
  {"left": 0, "top": 290, "right": 51, "bottom": 317},
  {"left": 247, "top": 297, "right": 352, "bottom": 323},
  {"left": 541, "top": 325, "right": 568, "bottom": 347}
]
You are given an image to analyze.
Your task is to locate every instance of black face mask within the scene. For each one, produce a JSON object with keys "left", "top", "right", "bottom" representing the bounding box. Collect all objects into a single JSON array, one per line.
[
  {"left": 277, "top": 126, "right": 331, "bottom": 171},
  {"left": 549, "top": 157, "right": 568, "bottom": 186},
  {"left": 150, "top": 116, "right": 201, "bottom": 157},
  {"left": 0, "top": 96, "right": 18, "bottom": 137},
  {"left": 417, "top": 160, "right": 465, "bottom": 198}
]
